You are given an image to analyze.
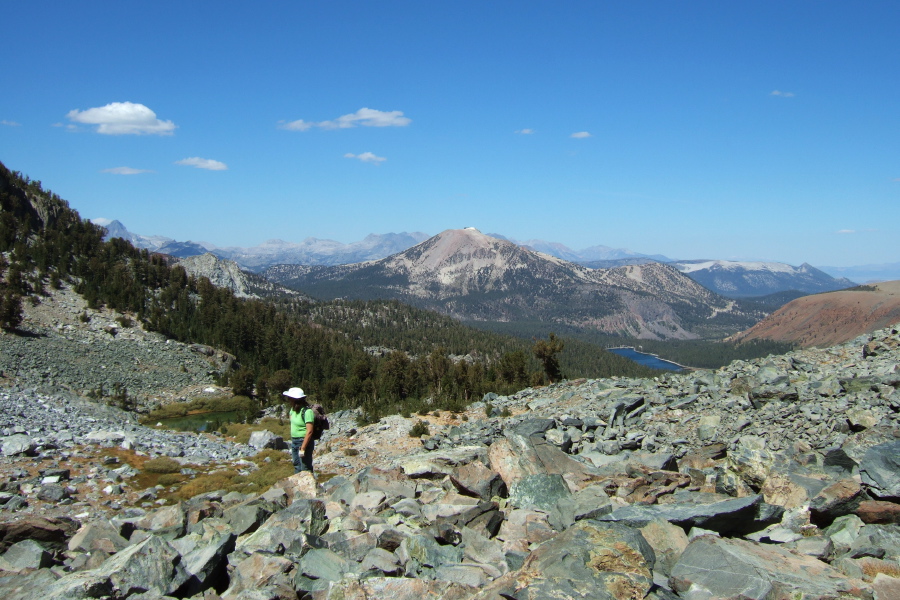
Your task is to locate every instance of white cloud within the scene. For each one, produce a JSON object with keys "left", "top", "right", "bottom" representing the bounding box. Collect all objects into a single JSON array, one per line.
[
  {"left": 344, "top": 152, "right": 386, "bottom": 164},
  {"left": 770, "top": 90, "right": 795, "bottom": 98},
  {"left": 570, "top": 131, "right": 592, "bottom": 139},
  {"left": 1, "top": 119, "right": 21, "bottom": 127},
  {"left": 66, "top": 102, "right": 176, "bottom": 135},
  {"left": 516, "top": 128, "right": 535, "bottom": 135},
  {"left": 280, "top": 107, "right": 411, "bottom": 131},
  {"left": 836, "top": 229, "right": 856, "bottom": 234},
  {"left": 102, "top": 166, "right": 152, "bottom": 175},
  {"left": 280, "top": 119, "right": 313, "bottom": 131},
  {"left": 175, "top": 157, "right": 228, "bottom": 171}
]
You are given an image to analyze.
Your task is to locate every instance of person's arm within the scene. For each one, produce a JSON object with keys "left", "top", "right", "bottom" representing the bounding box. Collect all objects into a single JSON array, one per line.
[{"left": 301, "top": 412, "right": 314, "bottom": 451}]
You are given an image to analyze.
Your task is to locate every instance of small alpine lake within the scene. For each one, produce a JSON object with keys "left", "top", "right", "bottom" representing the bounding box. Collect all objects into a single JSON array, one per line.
[
  {"left": 154, "top": 410, "right": 245, "bottom": 432},
  {"left": 608, "top": 347, "right": 685, "bottom": 371}
]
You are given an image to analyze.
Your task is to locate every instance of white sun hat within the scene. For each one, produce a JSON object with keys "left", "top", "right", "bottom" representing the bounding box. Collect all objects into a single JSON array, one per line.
[{"left": 282, "top": 387, "right": 307, "bottom": 399}]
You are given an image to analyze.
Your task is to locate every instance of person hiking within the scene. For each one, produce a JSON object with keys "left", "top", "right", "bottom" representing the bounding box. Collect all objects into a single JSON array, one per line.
[{"left": 284, "top": 387, "right": 315, "bottom": 473}]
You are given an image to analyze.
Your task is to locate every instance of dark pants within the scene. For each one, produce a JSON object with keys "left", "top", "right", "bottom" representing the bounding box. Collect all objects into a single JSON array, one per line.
[{"left": 291, "top": 437, "right": 314, "bottom": 473}]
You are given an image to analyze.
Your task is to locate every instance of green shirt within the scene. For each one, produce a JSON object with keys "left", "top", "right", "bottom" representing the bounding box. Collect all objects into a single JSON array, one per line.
[{"left": 290, "top": 407, "right": 314, "bottom": 439}]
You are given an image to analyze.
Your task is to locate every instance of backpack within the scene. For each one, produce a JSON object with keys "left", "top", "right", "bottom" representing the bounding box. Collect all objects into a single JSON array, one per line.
[{"left": 307, "top": 404, "right": 330, "bottom": 441}]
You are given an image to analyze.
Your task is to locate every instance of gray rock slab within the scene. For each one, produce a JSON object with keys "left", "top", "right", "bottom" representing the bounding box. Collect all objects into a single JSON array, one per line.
[
  {"left": 223, "top": 500, "right": 275, "bottom": 537},
  {"left": 93, "top": 534, "right": 190, "bottom": 597},
  {"left": 670, "top": 535, "right": 873, "bottom": 600},
  {"left": 360, "top": 547, "right": 402, "bottom": 576},
  {"left": 247, "top": 429, "right": 283, "bottom": 450},
  {"left": 601, "top": 493, "right": 785, "bottom": 536},
  {"left": 68, "top": 520, "right": 130, "bottom": 553},
  {"left": 398, "top": 533, "right": 463, "bottom": 576},
  {"left": 223, "top": 552, "right": 295, "bottom": 599},
  {"left": 2, "top": 539, "right": 53, "bottom": 570},
  {"left": 0, "top": 568, "right": 61, "bottom": 600},
  {"left": 1, "top": 434, "right": 36, "bottom": 456},
  {"left": 180, "top": 530, "right": 235, "bottom": 596},
  {"left": 297, "top": 547, "right": 349, "bottom": 583},
  {"left": 860, "top": 441, "right": 900, "bottom": 500}
]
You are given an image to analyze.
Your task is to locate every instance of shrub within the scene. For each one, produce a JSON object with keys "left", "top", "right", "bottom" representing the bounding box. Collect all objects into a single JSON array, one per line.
[
  {"left": 143, "top": 457, "right": 182, "bottom": 474},
  {"left": 158, "top": 473, "right": 184, "bottom": 486},
  {"left": 409, "top": 420, "right": 430, "bottom": 438},
  {"left": 175, "top": 472, "right": 236, "bottom": 500}
]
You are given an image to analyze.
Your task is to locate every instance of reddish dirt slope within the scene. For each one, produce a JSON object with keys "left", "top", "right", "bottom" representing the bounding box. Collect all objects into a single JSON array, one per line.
[{"left": 730, "top": 281, "right": 900, "bottom": 348}]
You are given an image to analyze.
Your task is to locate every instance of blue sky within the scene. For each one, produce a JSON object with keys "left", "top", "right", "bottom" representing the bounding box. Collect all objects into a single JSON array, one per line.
[{"left": 2, "top": 1, "right": 897, "bottom": 267}]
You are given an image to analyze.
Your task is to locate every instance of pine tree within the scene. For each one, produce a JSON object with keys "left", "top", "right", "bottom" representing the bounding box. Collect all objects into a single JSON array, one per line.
[{"left": 533, "top": 333, "right": 564, "bottom": 383}]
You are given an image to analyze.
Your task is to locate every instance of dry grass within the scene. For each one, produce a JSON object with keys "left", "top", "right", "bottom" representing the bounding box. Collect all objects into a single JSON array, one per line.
[
  {"left": 860, "top": 558, "right": 900, "bottom": 580},
  {"left": 169, "top": 447, "right": 294, "bottom": 501},
  {"left": 175, "top": 472, "right": 237, "bottom": 500},
  {"left": 101, "top": 447, "right": 151, "bottom": 470}
]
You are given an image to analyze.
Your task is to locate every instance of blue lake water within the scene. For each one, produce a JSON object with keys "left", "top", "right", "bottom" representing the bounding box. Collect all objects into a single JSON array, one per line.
[{"left": 608, "top": 348, "right": 684, "bottom": 371}]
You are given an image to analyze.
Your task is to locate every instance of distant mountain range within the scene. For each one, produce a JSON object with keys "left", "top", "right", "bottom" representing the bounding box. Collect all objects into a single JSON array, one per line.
[
  {"left": 94, "top": 220, "right": 430, "bottom": 270},
  {"left": 488, "top": 233, "right": 670, "bottom": 263},
  {"left": 263, "top": 228, "right": 765, "bottom": 340},
  {"left": 669, "top": 260, "right": 856, "bottom": 298},
  {"left": 95, "top": 220, "right": 667, "bottom": 271},
  {"left": 98, "top": 220, "right": 874, "bottom": 300}
]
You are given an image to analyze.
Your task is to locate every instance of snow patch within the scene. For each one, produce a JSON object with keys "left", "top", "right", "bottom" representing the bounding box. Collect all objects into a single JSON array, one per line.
[{"left": 675, "top": 260, "right": 797, "bottom": 274}]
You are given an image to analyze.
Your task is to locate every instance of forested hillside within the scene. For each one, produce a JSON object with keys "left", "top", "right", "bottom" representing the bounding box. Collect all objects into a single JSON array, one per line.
[
  {"left": 0, "top": 161, "right": 659, "bottom": 421},
  {"left": 478, "top": 320, "right": 795, "bottom": 369}
]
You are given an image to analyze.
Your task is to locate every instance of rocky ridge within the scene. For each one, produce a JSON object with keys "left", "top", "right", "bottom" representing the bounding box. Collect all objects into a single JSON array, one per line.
[
  {"left": 2, "top": 313, "right": 900, "bottom": 597},
  {"left": 174, "top": 254, "right": 310, "bottom": 301},
  {"left": 0, "top": 283, "right": 234, "bottom": 406},
  {"left": 670, "top": 259, "right": 855, "bottom": 298},
  {"left": 731, "top": 280, "right": 900, "bottom": 348}
]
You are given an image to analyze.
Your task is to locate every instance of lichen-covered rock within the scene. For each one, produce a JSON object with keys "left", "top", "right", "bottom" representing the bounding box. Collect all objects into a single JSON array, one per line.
[{"left": 477, "top": 520, "right": 655, "bottom": 600}]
